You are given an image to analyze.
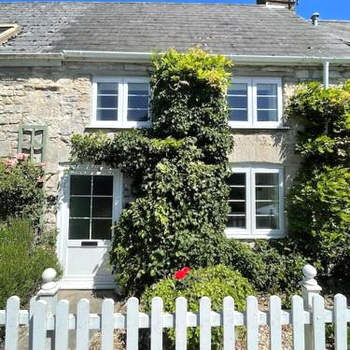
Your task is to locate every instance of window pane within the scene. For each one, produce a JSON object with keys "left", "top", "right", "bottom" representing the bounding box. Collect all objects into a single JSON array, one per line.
[
  {"left": 128, "top": 95, "right": 149, "bottom": 109},
  {"left": 256, "top": 201, "right": 279, "bottom": 215},
  {"left": 255, "top": 172, "right": 280, "bottom": 230},
  {"left": 96, "top": 109, "right": 118, "bottom": 121},
  {"left": 98, "top": 83, "right": 118, "bottom": 95},
  {"left": 70, "top": 197, "right": 90, "bottom": 218},
  {"left": 257, "top": 96, "right": 277, "bottom": 109},
  {"left": 257, "top": 84, "right": 277, "bottom": 96},
  {"left": 227, "top": 172, "right": 246, "bottom": 229},
  {"left": 127, "top": 109, "right": 148, "bottom": 122},
  {"left": 229, "top": 186, "right": 245, "bottom": 200},
  {"left": 128, "top": 83, "right": 149, "bottom": 95},
  {"left": 256, "top": 173, "right": 279, "bottom": 186},
  {"left": 226, "top": 216, "right": 245, "bottom": 228},
  {"left": 227, "top": 173, "right": 245, "bottom": 186},
  {"left": 92, "top": 219, "right": 112, "bottom": 240},
  {"left": 256, "top": 216, "right": 279, "bottom": 229},
  {"left": 228, "top": 96, "right": 247, "bottom": 109},
  {"left": 228, "top": 201, "right": 245, "bottom": 214},
  {"left": 92, "top": 197, "right": 113, "bottom": 217},
  {"left": 257, "top": 109, "right": 277, "bottom": 121},
  {"left": 69, "top": 219, "right": 89, "bottom": 239},
  {"left": 229, "top": 109, "right": 248, "bottom": 122},
  {"left": 70, "top": 175, "right": 91, "bottom": 195},
  {"left": 93, "top": 176, "right": 113, "bottom": 195},
  {"left": 228, "top": 83, "right": 247, "bottom": 95},
  {"left": 97, "top": 95, "right": 118, "bottom": 109},
  {"left": 256, "top": 187, "right": 278, "bottom": 201}
]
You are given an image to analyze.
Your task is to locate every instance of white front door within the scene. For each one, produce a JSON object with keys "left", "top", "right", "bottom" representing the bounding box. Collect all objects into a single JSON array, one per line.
[{"left": 57, "top": 166, "right": 122, "bottom": 289}]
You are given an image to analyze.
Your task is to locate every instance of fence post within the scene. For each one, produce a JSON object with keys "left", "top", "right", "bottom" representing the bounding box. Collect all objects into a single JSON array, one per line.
[
  {"left": 300, "top": 264, "right": 322, "bottom": 350},
  {"left": 37, "top": 268, "right": 59, "bottom": 350}
]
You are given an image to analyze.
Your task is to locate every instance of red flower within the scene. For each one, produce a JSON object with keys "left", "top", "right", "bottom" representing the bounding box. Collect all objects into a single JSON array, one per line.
[{"left": 174, "top": 267, "right": 191, "bottom": 280}]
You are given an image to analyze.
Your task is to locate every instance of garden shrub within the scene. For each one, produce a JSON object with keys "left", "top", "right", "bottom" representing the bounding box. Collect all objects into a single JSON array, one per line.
[
  {"left": 71, "top": 48, "right": 236, "bottom": 295},
  {"left": 287, "top": 81, "right": 350, "bottom": 284},
  {"left": 141, "top": 265, "right": 254, "bottom": 350},
  {"left": 0, "top": 156, "right": 45, "bottom": 223},
  {"left": 288, "top": 166, "right": 350, "bottom": 275},
  {"left": 0, "top": 218, "right": 60, "bottom": 309}
]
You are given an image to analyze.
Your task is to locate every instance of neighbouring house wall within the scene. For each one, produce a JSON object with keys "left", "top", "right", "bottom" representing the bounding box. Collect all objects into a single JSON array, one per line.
[{"left": 0, "top": 62, "right": 349, "bottom": 229}]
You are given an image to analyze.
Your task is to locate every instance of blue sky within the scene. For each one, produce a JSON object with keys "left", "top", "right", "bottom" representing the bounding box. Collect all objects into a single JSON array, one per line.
[{"left": 1, "top": 0, "right": 349, "bottom": 20}]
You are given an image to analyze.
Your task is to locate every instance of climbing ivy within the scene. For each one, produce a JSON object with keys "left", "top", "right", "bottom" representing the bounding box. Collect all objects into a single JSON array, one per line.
[
  {"left": 286, "top": 81, "right": 350, "bottom": 281},
  {"left": 71, "top": 48, "right": 237, "bottom": 295}
]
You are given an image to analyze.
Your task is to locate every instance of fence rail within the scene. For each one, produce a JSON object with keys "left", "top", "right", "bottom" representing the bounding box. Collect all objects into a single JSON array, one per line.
[
  {"left": 0, "top": 294, "right": 349, "bottom": 350},
  {"left": 0, "top": 265, "right": 349, "bottom": 350}
]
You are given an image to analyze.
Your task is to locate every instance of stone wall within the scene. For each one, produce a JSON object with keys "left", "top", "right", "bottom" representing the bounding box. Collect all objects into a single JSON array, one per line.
[{"left": 0, "top": 61, "right": 349, "bottom": 228}]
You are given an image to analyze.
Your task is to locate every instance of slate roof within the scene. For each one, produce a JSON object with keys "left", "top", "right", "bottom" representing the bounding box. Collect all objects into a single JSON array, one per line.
[
  {"left": 0, "top": 2, "right": 350, "bottom": 57},
  {"left": 320, "top": 20, "right": 350, "bottom": 47}
]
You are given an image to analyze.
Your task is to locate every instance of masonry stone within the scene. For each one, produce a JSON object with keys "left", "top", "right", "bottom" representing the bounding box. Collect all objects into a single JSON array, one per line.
[{"left": 0, "top": 61, "right": 349, "bottom": 231}]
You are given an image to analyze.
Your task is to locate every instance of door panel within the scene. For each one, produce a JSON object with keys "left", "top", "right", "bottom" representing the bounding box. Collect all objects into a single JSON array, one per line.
[{"left": 58, "top": 168, "right": 121, "bottom": 289}]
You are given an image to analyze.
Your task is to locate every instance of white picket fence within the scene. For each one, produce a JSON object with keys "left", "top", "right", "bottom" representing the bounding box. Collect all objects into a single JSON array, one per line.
[
  {"left": 1, "top": 293, "right": 349, "bottom": 350},
  {"left": 0, "top": 265, "right": 349, "bottom": 350}
]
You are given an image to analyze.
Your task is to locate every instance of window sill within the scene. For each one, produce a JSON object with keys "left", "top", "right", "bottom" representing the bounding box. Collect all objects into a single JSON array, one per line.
[
  {"left": 86, "top": 122, "right": 151, "bottom": 129},
  {"left": 229, "top": 125, "right": 290, "bottom": 131},
  {"left": 225, "top": 231, "right": 286, "bottom": 239}
]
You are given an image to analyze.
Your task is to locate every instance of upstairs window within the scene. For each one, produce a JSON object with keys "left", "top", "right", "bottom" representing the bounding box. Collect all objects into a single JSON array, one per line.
[
  {"left": 92, "top": 77, "right": 150, "bottom": 128},
  {"left": 227, "top": 78, "right": 282, "bottom": 128},
  {"left": 226, "top": 165, "right": 284, "bottom": 239}
]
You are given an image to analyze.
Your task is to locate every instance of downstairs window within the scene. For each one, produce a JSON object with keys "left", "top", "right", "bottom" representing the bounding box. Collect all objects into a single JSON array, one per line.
[{"left": 226, "top": 165, "right": 284, "bottom": 239}]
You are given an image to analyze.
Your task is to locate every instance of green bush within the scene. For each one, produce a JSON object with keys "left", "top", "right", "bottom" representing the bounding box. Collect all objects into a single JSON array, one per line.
[
  {"left": 0, "top": 218, "right": 60, "bottom": 309},
  {"left": 0, "top": 156, "right": 45, "bottom": 223},
  {"left": 286, "top": 81, "right": 349, "bottom": 166},
  {"left": 71, "top": 48, "right": 235, "bottom": 295},
  {"left": 288, "top": 166, "right": 350, "bottom": 275},
  {"left": 141, "top": 265, "right": 254, "bottom": 350},
  {"left": 287, "top": 81, "right": 350, "bottom": 286}
]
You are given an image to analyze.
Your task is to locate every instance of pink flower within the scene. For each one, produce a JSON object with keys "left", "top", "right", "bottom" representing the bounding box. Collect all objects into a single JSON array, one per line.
[
  {"left": 5, "top": 158, "right": 17, "bottom": 167},
  {"left": 16, "top": 153, "right": 26, "bottom": 160},
  {"left": 37, "top": 176, "right": 44, "bottom": 183}
]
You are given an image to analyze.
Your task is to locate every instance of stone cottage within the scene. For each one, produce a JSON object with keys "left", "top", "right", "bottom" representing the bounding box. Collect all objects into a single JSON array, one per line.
[{"left": 0, "top": 0, "right": 349, "bottom": 289}]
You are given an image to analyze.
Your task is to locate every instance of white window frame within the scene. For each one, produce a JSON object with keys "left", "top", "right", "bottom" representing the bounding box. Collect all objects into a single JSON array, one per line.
[
  {"left": 59, "top": 165, "right": 122, "bottom": 248},
  {"left": 228, "top": 77, "right": 283, "bottom": 129},
  {"left": 225, "top": 164, "right": 285, "bottom": 239},
  {"left": 91, "top": 77, "right": 151, "bottom": 128}
]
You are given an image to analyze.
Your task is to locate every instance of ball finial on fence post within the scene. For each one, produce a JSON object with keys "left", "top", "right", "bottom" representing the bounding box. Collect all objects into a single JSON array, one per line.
[
  {"left": 41, "top": 268, "right": 57, "bottom": 291},
  {"left": 300, "top": 264, "right": 322, "bottom": 309},
  {"left": 300, "top": 264, "right": 322, "bottom": 350}
]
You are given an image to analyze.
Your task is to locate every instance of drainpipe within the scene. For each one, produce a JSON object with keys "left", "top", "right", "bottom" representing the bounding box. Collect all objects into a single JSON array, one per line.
[{"left": 323, "top": 60, "right": 330, "bottom": 88}]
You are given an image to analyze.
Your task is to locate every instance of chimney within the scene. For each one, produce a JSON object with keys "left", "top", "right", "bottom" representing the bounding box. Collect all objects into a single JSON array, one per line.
[
  {"left": 257, "top": 0, "right": 298, "bottom": 10},
  {"left": 311, "top": 12, "right": 320, "bottom": 26}
]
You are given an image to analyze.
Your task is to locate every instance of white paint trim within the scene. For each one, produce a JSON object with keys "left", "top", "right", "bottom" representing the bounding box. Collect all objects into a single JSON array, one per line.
[
  {"left": 228, "top": 77, "right": 283, "bottom": 129},
  {"left": 0, "top": 51, "right": 350, "bottom": 68},
  {"left": 225, "top": 164, "right": 285, "bottom": 239},
  {"left": 56, "top": 164, "right": 122, "bottom": 289},
  {"left": 91, "top": 76, "right": 151, "bottom": 129},
  {"left": 61, "top": 51, "right": 350, "bottom": 64}
]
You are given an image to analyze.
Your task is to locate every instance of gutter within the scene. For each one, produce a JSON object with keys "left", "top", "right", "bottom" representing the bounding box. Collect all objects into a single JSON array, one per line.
[
  {"left": 62, "top": 50, "right": 350, "bottom": 65},
  {"left": 0, "top": 51, "right": 347, "bottom": 87}
]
